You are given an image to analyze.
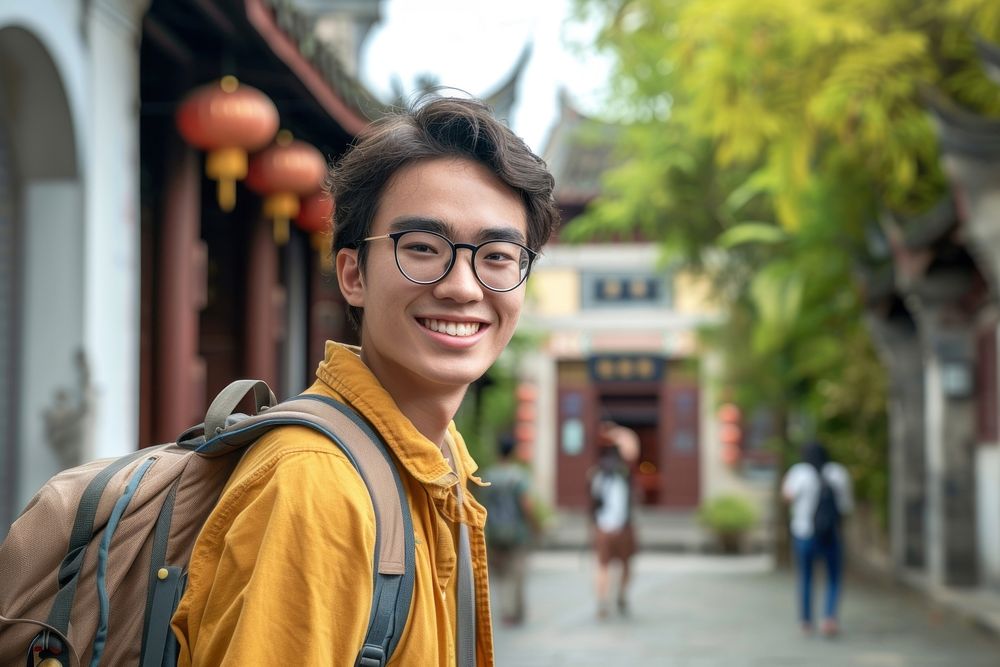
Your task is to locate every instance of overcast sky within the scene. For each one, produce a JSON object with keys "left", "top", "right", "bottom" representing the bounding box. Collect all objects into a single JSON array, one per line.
[{"left": 359, "top": 0, "right": 613, "bottom": 154}]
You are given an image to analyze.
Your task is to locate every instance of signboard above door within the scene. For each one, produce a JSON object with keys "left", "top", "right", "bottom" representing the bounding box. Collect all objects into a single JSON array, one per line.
[{"left": 587, "top": 354, "right": 665, "bottom": 383}]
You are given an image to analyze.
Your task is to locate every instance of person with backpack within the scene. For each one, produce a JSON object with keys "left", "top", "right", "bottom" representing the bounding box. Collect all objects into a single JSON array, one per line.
[
  {"left": 0, "top": 95, "right": 557, "bottom": 667},
  {"left": 477, "top": 432, "right": 538, "bottom": 626},
  {"left": 587, "top": 421, "right": 639, "bottom": 620},
  {"left": 781, "top": 439, "right": 854, "bottom": 638},
  {"left": 169, "top": 96, "right": 557, "bottom": 666}
]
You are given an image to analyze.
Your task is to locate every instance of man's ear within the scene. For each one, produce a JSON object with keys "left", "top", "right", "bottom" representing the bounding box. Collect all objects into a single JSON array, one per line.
[{"left": 336, "top": 248, "right": 366, "bottom": 307}]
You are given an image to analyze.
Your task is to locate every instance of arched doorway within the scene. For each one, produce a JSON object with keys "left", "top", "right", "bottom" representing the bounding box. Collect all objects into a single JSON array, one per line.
[{"left": 0, "top": 25, "right": 83, "bottom": 526}]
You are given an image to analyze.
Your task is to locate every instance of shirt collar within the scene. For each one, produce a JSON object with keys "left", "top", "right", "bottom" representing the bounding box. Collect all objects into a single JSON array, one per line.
[{"left": 314, "top": 341, "right": 479, "bottom": 488}]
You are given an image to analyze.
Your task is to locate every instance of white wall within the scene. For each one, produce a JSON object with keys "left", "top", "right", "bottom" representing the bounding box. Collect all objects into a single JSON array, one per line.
[
  {"left": 0, "top": 3, "right": 88, "bottom": 162},
  {"left": 17, "top": 181, "right": 86, "bottom": 504},
  {"left": 1, "top": 1, "right": 145, "bottom": 513},
  {"left": 1, "top": 4, "right": 89, "bottom": 513},
  {"left": 976, "top": 446, "right": 1000, "bottom": 586}
]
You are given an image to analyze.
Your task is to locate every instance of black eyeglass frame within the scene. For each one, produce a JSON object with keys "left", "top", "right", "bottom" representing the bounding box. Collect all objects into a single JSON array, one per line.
[{"left": 360, "top": 229, "right": 538, "bottom": 293}]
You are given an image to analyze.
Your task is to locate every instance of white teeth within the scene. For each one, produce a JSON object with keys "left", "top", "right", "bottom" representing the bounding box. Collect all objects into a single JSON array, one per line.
[{"left": 421, "top": 319, "right": 481, "bottom": 337}]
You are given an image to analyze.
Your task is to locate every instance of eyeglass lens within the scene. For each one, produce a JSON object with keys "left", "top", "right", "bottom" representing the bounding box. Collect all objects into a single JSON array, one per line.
[{"left": 394, "top": 231, "right": 530, "bottom": 291}]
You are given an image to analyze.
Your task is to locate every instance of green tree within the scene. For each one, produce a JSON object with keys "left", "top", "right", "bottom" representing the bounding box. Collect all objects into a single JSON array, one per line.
[{"left": 568, "top": 0, "right": 1000, "bottom": 525}]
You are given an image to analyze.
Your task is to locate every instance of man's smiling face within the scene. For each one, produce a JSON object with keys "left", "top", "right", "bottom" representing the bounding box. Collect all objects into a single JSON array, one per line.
[{"left": 337, "top": 156, "right": 530, "bottom": 394}]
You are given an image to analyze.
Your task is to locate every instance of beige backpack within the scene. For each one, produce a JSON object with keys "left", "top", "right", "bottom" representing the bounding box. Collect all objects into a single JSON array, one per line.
[{"left": 0, "top": 380, "right": 416, "bottom": 667}]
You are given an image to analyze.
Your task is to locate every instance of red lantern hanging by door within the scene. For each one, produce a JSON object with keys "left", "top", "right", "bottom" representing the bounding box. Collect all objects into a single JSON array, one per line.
[
  {"left": 717, "top": 402, "right": 743, "bottom": 467},
  {"left": 175, "top": 75, "right": 279, "bottom": 212},
  {"left": 246, "top": 131, "right": 327, "bottom": 245},
  {"left": 295, "top": 191, "right": 335, "bottom": 274}
]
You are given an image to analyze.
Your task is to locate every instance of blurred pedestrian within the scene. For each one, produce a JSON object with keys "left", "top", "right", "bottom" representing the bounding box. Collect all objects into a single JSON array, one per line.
[
  {"left": 479, "top": 432, "right": 538, "bottom": 626},
  {"left": 588, "top": 420, "right": 639, "bottom": 619},
  {"left": 782, "top": 439, "right": 854, "bottom": 637}
]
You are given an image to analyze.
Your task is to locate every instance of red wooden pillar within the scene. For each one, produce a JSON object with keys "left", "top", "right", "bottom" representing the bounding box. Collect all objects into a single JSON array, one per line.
[
  {"left": 155, "top": 145, "right": 207, "bottom": 442},
  {"left": 246, "top": 215, "right": 284, "bottom": 394},
  {"left": 309, "top": 245, "right": 354, "bottom": 363}
]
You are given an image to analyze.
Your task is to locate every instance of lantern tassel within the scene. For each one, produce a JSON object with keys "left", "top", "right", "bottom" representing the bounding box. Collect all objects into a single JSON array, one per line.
[
  {"left": 218, "top": 178, "right": 236, "bottom": 212},
  {"left": 273, "top": 217, "right": 290, "bottom": 246},
  {"left": 312, "top": 233, "right": 334, "bottom": 274},
  {"left": 206, "top": 148, "right": 250, "bottom": 213}
]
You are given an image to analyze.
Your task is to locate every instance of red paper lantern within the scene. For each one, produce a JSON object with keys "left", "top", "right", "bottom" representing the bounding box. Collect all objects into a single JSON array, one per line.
[
  {"left": 296, "top": 191, "right": 333, "bottom": 235},
  {"left": 247, "top": 131, "right": 327, "bottom": 245},
  {"left": 296, "top": 192, "right": 335, "bottom": 273},
  {"left": 514, "top": 382, "right": 538, "bottom": 448},
  {"left": 175, "top": 75, "right": 279, "bottom": 212},
  {"left": 717, "top": 402, "right": 743, "bottom": 467}
]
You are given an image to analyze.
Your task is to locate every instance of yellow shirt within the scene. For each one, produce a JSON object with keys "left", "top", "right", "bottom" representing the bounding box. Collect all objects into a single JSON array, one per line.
[{"left": 171, "top": 342, "right": 494, "bottom": 666}]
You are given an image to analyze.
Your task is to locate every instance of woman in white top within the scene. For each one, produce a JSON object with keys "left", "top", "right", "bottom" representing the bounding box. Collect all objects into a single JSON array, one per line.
[
  {"left": 588, "top": 422, "right": 639, "bottom": 619},
  {"left": 782, "top": 440, "right": 854, "bottom": 637}
]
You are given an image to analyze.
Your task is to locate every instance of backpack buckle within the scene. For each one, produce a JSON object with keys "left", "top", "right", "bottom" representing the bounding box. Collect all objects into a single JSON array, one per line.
[
  {"left": 28, "top": 631, "right": 67, "bottom": 666},
  {"left": 356, "top": 644, "right": 386, "bottom": 667}
]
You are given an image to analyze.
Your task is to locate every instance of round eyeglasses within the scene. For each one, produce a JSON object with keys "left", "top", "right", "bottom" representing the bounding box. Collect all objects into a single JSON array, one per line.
[{"left": 360, "top": 229, "right": 537, "bottom": 292}]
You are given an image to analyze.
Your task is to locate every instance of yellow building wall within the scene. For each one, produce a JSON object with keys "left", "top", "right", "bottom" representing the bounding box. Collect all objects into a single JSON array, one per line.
[
  {"left": 528, "top": 269, "right": 580, "bottom": 316},
  {"left": 674, "top": 270, "right": 719, "bottom": 315}
]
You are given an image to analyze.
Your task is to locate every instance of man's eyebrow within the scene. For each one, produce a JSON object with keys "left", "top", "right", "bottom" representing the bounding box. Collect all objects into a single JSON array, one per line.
[
  {"left": 476, "top": 227, "right": 527, "bottom": 245},
  {"left": 388, "top": 217, "right": 527, "bottom": 245},
  {"left": 388, "top": 216, "right": 450, "bottom": 235}
]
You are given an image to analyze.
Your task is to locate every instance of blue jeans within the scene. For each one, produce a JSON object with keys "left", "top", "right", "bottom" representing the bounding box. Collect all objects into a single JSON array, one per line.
[{"left": 793, "top": 535, "right": 842, "bottom": 624}]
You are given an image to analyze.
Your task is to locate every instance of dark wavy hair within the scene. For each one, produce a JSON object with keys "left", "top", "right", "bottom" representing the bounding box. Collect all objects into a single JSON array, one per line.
[
  {"left": 498, "top": 432, "right": 517, "bottom": 459},
  {"left": 802, "top": 440, "right": 831, "bottom": 472},
  {"left": 326, "top": 94, "right": 559, "bottom": 330}
]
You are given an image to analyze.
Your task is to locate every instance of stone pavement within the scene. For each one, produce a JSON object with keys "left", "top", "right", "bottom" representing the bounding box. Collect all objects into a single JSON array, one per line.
[{"left": 491, "top": 551, "right": 1000, "bottom": 667}]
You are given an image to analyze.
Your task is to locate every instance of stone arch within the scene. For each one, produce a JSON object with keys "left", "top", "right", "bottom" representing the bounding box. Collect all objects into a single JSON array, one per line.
[{"left": 0, "top": 24, "right": 85, "bottom": 523}]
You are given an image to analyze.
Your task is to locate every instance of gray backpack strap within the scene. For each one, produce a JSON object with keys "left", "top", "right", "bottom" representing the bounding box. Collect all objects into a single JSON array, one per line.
[
  {"left": 193, "top": 391, "right": 415, "bottom": 667},
  {"left": 32, "top": 448, "right": 152, "bottom": 666},
  {"left": 443, "top": 437, "right": 477, "bottom": 667},
  {"left": 203, "top": 380, "right": 277, "bottom": 437}
]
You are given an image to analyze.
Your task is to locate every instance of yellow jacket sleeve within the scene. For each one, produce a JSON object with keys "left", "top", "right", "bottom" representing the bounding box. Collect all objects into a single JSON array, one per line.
[{"left": 173, "top": 432, "right": 378, "bottom": 666}]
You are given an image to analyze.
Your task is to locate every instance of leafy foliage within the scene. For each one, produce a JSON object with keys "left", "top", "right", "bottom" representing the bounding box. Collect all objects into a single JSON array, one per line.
[
  {"left": 569, "top": 0, "right": 999, "bottom": 525},
  {"left": 698, "top": 494, "right": 759, "bottom": 534},
  {"left": 455, "top": 331, "right": 540, "bottom": 467}
]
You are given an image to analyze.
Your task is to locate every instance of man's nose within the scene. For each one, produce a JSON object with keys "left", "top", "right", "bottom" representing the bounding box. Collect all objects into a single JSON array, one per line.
[{"left": 433, "top": 248, "right": 483, "bottom": 302}]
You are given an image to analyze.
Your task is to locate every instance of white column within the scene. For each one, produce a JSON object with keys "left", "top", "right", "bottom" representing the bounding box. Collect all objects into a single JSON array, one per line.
[
  {"left": 923, "top": 350, "right": 946, "bottom": 584},
  {"left": 82, "top": 0, "right": 148, "bottom": 458},
  {"left": 524, "top": 349, "right": 558, "bottom": 508}
]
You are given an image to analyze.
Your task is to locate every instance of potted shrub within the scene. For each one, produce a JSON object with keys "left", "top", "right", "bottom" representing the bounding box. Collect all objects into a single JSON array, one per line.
[{"left": 698, "top": 494, "right": 758, "bottom": 554}]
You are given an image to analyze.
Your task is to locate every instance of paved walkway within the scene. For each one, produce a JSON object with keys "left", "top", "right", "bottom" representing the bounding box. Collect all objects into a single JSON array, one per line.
[{"left": 492, "top": 551, "right": 1000, "bottom": 666}]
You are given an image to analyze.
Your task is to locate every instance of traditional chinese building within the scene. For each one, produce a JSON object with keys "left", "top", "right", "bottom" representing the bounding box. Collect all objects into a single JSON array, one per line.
[
  {"left": 519, "top": 93, "right": 774, "bottom": 535},
  {"left": 0, "top": 0, "right": 533, "bottom": 534},
  {"left": 1, "top": 0, "right": 155, "bottom": 530},
  {"left": 861, "top": 36, "right": 1000, "bottom": 596},
  {"left": 0, "top": 0, "right": 386, "bottom": 531}
]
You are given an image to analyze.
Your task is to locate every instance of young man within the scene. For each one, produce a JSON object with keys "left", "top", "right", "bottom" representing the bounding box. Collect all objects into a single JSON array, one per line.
[{"left": 171, "top": 97, "right": 559, "bottom": 665}]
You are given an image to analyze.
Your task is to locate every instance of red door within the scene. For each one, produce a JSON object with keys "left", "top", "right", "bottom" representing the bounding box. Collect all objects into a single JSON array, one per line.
[
  {"left": 659, "top": 384, "right": 700, "bottom": 507},
  {"left": 554, "top": 386, "right": 597, "bottom": 509}
]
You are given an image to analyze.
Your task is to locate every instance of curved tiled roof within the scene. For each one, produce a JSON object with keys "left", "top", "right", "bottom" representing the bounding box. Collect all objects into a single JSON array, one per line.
[
  {"left": 483, "top": 43, "right": 532, "bottom": 123},
  {"left": 976, "top": 37, "right": 1000, "bottom": 87},
  {"left": 923, "top": 86, "right": 1000, "bottom": 159},
  {"left": 261, "top": 0, "right": 389, "bottom": 122},
  {"left": 542, "top": 89, "right": 623, "bottom": 204}
]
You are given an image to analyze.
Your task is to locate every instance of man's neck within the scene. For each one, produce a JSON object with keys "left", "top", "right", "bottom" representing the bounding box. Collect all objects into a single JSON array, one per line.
[
  {"left": 359, "top": 350, "right": 467, "bottom": 446},
  {"left": 393, "top": 390, "right": 466, "bottom": 448}
]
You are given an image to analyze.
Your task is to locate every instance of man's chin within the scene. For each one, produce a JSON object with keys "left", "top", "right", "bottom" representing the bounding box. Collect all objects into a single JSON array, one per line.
[{"left": 421, "top": 363, "right": 491, "bottom": 390}]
